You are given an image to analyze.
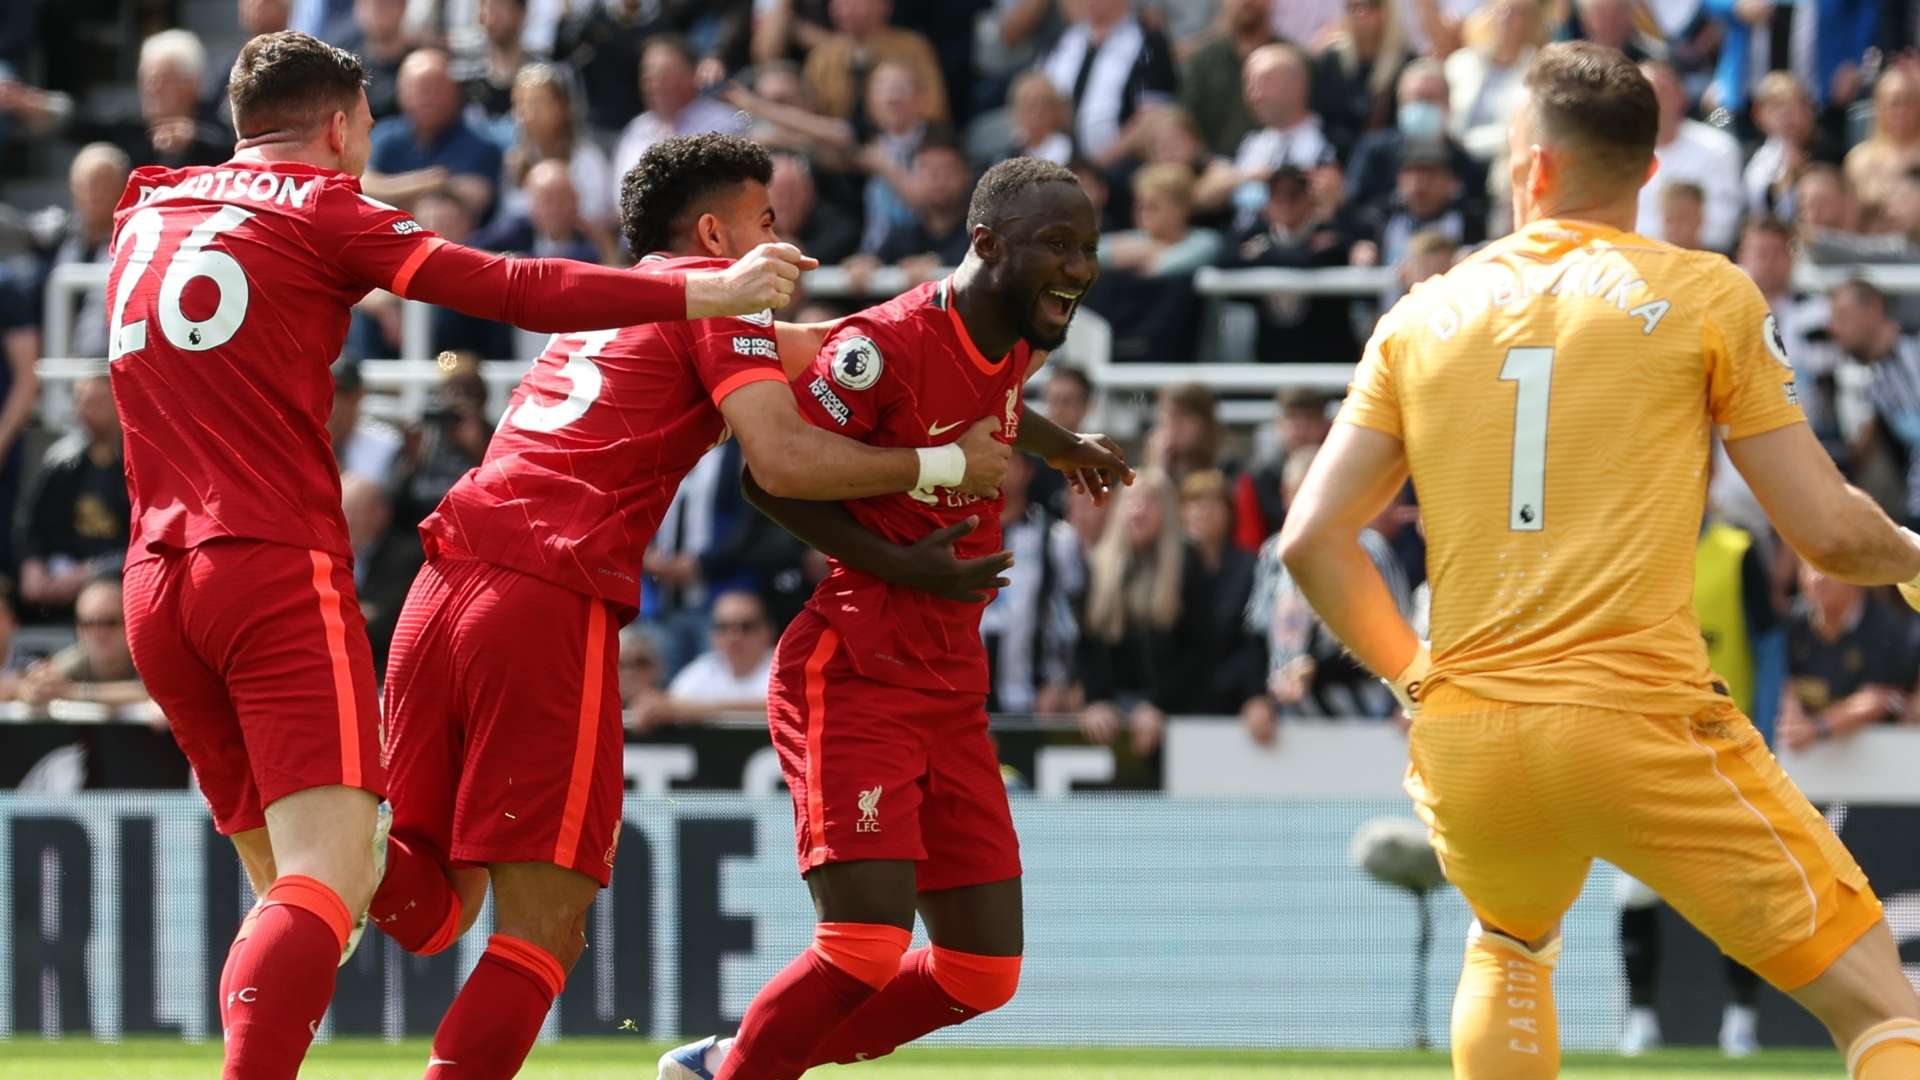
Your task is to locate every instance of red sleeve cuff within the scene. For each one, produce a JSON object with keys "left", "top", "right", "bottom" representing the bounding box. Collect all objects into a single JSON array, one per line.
[{"left": 710, "top": 366, "right": 788, "bottom": 407}]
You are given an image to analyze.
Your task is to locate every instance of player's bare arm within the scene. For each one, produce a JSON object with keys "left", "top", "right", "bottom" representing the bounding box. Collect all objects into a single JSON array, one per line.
[
  {"left": 742, "top": 470, "right": 1013, "bottom": 603},
  {"left": 775, "top": 317, "right": 844, "bottom": 379},
  {"left": 1724, "top": 422, "right": 1920, "bottom": 589},
  {"left": 1277, "top": 422, "right": 1423, "bottom": 687},
  {"left": 721, "top": 383, "right": 1009, "bottom": 499},
  {"left": 1011, "top": 409, "right": 1134, "bottom": 505}
]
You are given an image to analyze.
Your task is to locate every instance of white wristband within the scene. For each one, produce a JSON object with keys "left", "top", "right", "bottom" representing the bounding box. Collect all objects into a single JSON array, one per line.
[
  {"left": 1387, "top": 641, "right": 1432, "bottom": 714},
  {"left": 915, "top": 443, "right": 967, "bottom": 491}
]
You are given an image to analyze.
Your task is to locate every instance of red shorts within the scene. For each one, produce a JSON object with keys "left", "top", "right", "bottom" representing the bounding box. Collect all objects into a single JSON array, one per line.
[
  {"left": 769, "top": 609, "right": 1021, "bottom": 893},
  {"left": 124, "top": 539, "right": 385, "bottom": 835},
  {"left": 383, "top": 555, "right": 625, "bottom": 886}
]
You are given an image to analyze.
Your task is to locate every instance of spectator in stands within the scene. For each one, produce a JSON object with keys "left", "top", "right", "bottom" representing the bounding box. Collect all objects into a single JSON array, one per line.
[
  {"left": 1776, "top": 562, "right": 1920, "bottom": 750},
  {"left": 396, "top": 360, "right": 494, "bottom": 527},
  {"left": 1002, "top": 72, "right": 1076, "bottom": 165},
  {"left": 1233, "top": 387, "right": 1336, "bottom": 551},
  {"left": 501, "top": 64, "right": 615, "bottom": 236},
  {"left": 1631, "top": 60, "right": 1742, "bottom": 251},
  {"left": 802, "top": 0, "right": 949, "bottom": 127},
  {"left": 1077, "top": 469, "right": 1205, "bottom": 756},
  {"left": 1241, "top": 445, "right": 1411, "bottom": 737},
  {"left": 1099, "top": 162, "right": 1223, "bottom": 277},
  {"left": 0, "top": 30, "right": 233, "bottom": 169},
  {"left": 861, "top": 137, "right": 973, "bottom": 274},
  {"left": 1399, "top": 227, "right": 1457, "bottom": 286},
  {"left": 1180, "top": 0, "right": 1280, "bottom": 157},
  {"left": 1737, "top": 218, "right": 1831, "bottom": 438},
  {"left": 1703, "top": 0, "right": 1875, "bottom": 121},
  {"left": 982, "top": 454, "right": 1085, "bottom": 715},
  {"left": 18, "top": 574, "right": 148, "bottom": 709},
  {"left": 203, "top": 0, "right": 292, "bottom": 124},
  {"left": 340, "top": 472, "right": 418, "bottom": 677},
  {"left": 750, "top": 0, "right": 833, "bottom": 66},
  {"left": 341, "top": 0, "right": 414, "bottom": 121},
  {"left": 1349, "top": 141, "right": 1484, "bottom": 287},
  {"left": 474, "top": 158, "right": 604, "bottom": 263},
  {"left": 643, "top": 444, "right": 740, "bottom": 675},
  {"left": 1445, "top": 0, "right": 1538, "bottom": 165},
  {"left": 1180, "top": 468, "right": 1265, "bottom": 712},
  {"left": 1743, "top": 73, "right": 1834, "bottom": 222},
  {"left": 1846, "top": 64, "right": 1920, "bottom": 226},
  {"left": 1035, "top": 0, "right": 1178, "bottom": 165},
  {"left": 1145, "top": 382, "right": 1226, "bottom": 485},
  {"left": 1222, "top": 165, "right": 1359, "bottom": 365},
  {"left": 20, "top": 376, "right": 127, "bottom": 618},
  {"left": 365, "top": 48, "right": 505, "bottom": 220},
  {"left": 0, "top": 578, "right": 22, "bottom": 700},
  {"left": 1194, "top": 43, "right": 1329, "bottom": 223},
  {"left": 1275, "top": 0, "right": 1344, "bottom": 48},
  {"left": 328, "top": 358, "right": 405, "bottom": 481},
  {"left": 1793, "top": 162, "right": 1860, "bottom": 248},
  {"left": 613, "top": 35, "right": 747, "bottom": 186},
  {"left": 1344, "top": 59, "right": 1486, "bottom": 226},
  {"left": 853, "top": 61, "right": 938, "bottom": 256},
  {"left": 1561, "top": 0, "right": 1663, "bottom": 63},
  {"left": 1660, "top": 181, "right": 1707, "bottom": 251},
  {"left": 4, "top": 141, "right": 121, "bottom": 372},
  {"left": 1825, "top": 278, "right": 1920, "bottom": 525},
  {"left": 548, "top": 0, "right": 649, "bottom": 133},
  {"left": 633, "top": 588, "right": 775, "bottom": 730},
  {"left": 767, "top": 152, "right": 861, "bottom": 267},
  {"left": 1027, "top": 365, "right": 1093, "bottom": 516},
  {"left": 1309, "top": 0, "right": 1414, "bottom": 162},
  {"left": 459, "top": 0, "right": 533, "bottom": 128},
  {"left": 617, "top": 625, "right": 664, "bottom": 711}
]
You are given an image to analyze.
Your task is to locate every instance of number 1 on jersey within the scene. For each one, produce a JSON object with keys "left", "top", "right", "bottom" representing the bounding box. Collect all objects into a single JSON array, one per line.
[{"left": 1499, "top": 346, "right": 1553, "bottom": 532}]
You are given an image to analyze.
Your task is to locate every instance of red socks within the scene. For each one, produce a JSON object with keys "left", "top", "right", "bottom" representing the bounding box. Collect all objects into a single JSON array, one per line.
[
  {"left": 217, "top": 904, "right": 263, "bottom": 1032},
  {"left": 809, "top": 947, "right": 1022, "bottom": 1066},
  {"left": 715, "top": 923, "right": 910, "bottom": 1080},
  {"left": 220, "top": 875, "right": 352, "bottom": 1080},
  {"left": 424, "top": 935, "right": 566, "bottom": 1080},
  {"left": 368, "top": 833, "right": 462, "bottom": 954}
]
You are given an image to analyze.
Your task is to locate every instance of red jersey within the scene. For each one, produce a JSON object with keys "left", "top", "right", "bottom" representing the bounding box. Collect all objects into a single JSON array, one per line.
[
  {"left": 105, "top": 159, "right": 688, "bottom": 561},
  {"left": 793, "top": 279, "right": 1031, "bottom": 694},
  {"left": 419, "top": 255, "right": 786, "bottom": 616}
]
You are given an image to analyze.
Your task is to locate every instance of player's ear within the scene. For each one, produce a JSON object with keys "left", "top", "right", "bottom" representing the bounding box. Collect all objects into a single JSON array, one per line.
[
  {"left": 692, "top": 212, "right": 725, "bottom": 258},
  {"left": 327, "top": 110, "right": 348, "bottom": 156},
  {"left": 970, "top": 224, "right": 999, "bottom": 263}
]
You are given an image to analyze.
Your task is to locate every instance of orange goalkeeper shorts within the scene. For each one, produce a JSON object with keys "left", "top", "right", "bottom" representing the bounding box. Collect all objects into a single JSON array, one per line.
[{"left": 1405, "top": 685, "right": 1882, "bottom": 991}]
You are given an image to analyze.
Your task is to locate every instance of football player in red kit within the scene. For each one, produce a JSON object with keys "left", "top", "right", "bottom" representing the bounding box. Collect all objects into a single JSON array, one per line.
[
  {"left": 362, "top": 133, "right": 1020, "bottom": 1080},
  {"left": 104, "top": 34, "right": 800, "bottom": 1080},
  {"left": 660, "top": 157, "right": 1130, "bottom": 1080}
]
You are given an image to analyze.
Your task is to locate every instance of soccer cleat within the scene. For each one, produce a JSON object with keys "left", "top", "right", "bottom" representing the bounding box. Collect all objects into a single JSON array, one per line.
[
  {"left": 1619, "top": 1006, "right": 1661, "bottom": 1057},
  {"left": 341, "top": 801, "right": 393, "bottom": 967},
  {"left": 657, "top": 1035, "right": 731, "bottom": 1080},
  {"left": 1719, "top": 1003, "right": 1759, "bottom": 1058}
]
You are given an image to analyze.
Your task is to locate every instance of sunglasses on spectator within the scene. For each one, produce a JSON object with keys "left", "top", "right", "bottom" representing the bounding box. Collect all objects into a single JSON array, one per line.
[{"left": 713, "top": 619, "right": 764, "bottom": 634}]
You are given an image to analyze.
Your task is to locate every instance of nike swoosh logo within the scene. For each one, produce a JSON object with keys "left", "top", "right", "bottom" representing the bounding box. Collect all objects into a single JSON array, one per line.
[{"left": 927, "top": 420, "right": 963, "bottom": 437}]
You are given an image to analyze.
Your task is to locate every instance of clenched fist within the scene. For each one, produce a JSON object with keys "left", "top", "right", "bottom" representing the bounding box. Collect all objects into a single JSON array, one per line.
[
  {"left": 684, "top": 242, "right": 820, "bottom": 318},
  {"left": 955, "top": 417, "right": 1012, "bottom": 497}
]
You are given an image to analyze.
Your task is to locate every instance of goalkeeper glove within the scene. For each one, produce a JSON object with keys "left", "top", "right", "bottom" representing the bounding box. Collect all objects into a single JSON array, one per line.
[{"left": 1387, "top": 641, "right": 1432, "bottom": 715}]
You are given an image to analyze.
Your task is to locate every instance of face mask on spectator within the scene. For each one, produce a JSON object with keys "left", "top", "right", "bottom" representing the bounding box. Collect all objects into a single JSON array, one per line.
[{"left": 1398, "top": 102, "right": 1445, "bottom": 143}]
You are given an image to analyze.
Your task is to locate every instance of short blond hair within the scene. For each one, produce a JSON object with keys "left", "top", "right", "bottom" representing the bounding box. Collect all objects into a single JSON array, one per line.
[{"left": 1132, "top": 162, "right": 1195, "bottom": 208}]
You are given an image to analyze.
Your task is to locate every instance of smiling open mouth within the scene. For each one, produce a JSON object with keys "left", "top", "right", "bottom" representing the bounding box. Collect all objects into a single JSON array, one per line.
[{"left": 1040, "top": 288, "right": 1082, "bottom": 324}]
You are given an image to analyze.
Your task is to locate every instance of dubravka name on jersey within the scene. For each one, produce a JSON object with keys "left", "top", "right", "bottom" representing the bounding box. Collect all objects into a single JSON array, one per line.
[
  {"left": 133, "top": 170, "right": 320, "bottom": 210},
  {"left": 1420, "top": 247, "right": 1674, "bottom": 342}
]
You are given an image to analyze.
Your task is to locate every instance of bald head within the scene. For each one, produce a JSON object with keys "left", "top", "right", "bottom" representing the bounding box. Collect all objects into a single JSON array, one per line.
[
  {"left": 70, "top": 143, "right": 130, "bottom": 240},
  {"left": 526, "top": 158, "right": 579, "bottom": 237},
  {"left": 398, "top": 48, "right": 460, "bottom": 135},
  {"left": 1244, "top": 43, "right": 1309, "bottom": 129}
]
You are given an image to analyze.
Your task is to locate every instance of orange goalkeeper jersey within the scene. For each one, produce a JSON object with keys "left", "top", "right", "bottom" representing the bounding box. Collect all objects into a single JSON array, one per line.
[{"left": 1338, "top": 218, "right": 1805, "bottom": 713}]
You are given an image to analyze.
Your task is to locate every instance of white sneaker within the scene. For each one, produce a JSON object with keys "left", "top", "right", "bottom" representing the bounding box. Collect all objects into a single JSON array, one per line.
[
  {"left": 658, "top": 1036, "right": 731, "bottom": 1080},
  {"left": 341, "top": 801, "right": 392, "bottom": 967},
  {"left": 1719, "top": 1004, "right": 1759, "bottom": 1058},
  {"left": 1620, "top": 1006, "right": 1662, "bottom": 1056}
]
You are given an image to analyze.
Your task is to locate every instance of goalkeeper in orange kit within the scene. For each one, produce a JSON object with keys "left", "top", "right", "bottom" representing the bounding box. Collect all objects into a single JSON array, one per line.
[{"left": 1279, "top": 41, "right": 1920, "bottom": 1080}]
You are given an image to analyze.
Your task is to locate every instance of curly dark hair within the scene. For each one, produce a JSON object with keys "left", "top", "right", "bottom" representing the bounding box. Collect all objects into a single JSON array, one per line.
[
  {"left": 965, "top": 155, "right": 1081, "bottom": 232},
  {"left": 620, "top": 133, "right": 773, "bottom": 258}
]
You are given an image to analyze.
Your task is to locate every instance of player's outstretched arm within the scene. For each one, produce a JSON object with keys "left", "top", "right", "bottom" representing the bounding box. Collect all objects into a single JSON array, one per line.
[
  {"left": 723, "top": 383, "right": 1009, "bottom": 499},
  {"left": 1012, "top": 410, "right": 1136, "bottom": 506},
  {"left": 742, "top": 469, "right": 1013, "bottom": 603},
  {"left": 1726, "top": 422, "right": 1920, "bottom": 587},
  {"left": 394, "top": 240, "right": 817, "bottom": 330},
  {"left": 1277, "top": 422, "right": 1424, "bottom": 687}
]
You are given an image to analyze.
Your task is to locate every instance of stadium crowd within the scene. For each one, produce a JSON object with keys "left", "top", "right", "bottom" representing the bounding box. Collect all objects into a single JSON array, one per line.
[{"left": 2, "top": 0, "right": 1920, "bottom": 757}]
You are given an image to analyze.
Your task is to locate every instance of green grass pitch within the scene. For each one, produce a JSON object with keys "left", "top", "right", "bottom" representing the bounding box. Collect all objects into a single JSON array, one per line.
[{"left": 0, "top": 1038, "right": 1848, "bottom": 1079}]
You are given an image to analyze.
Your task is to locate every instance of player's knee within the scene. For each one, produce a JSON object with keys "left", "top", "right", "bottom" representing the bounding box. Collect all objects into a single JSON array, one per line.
[
  {"left": 930, "top": 947, "right": 1022, "bottom": 1014},
  {"left": 497, "top": 902, "right": 591, "bottom": 975},
  {"left": 813, "top": 922, "right": 913, "bottom": 989}
]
